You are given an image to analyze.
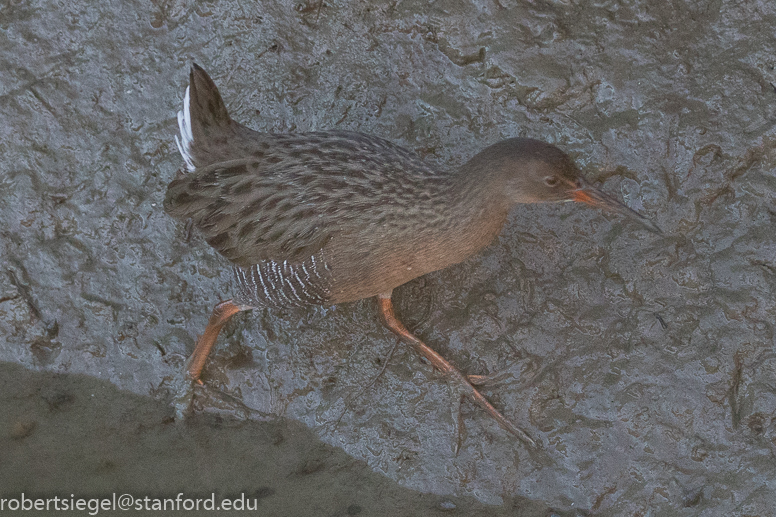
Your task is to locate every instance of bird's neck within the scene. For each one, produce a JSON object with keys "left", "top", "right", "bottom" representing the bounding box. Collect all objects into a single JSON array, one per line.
[
  {"left": 449, "top": 159, "right": 514, "bottom": 217},
  {"left": 417, "top": 163, "right": 513, "bottom": 263}
]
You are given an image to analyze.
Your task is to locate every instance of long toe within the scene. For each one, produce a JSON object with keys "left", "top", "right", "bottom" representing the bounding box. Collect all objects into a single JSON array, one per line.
[{"left": 457, "top": 373, "right": 535, "bottom": 447}]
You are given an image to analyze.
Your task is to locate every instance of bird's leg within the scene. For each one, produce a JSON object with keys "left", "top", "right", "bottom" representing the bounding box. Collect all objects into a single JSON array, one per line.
[
  {"left": 185, "top": 299, "right": 248, "bottom": 383},
  {"left": 376, "top": 293, "right": 536, "bottom": 448},
  {"left": 173, "top": 299, "right": 251, "bottom": 420}
]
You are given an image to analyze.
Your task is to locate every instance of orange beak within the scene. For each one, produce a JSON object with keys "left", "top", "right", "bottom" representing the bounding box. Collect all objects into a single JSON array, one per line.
[{"left": 572, "top": 181, "right": 662, "bottom": 234}]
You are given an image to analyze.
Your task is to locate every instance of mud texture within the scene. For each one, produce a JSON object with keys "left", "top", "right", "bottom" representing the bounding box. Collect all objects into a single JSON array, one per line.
[{"left": 2, "top": 0, "right": 775, "bottom": 515}]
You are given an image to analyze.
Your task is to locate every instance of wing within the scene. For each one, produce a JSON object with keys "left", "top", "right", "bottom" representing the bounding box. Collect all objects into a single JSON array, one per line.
[{"left": 164, "top": 130, "right": 443, "bottom": 268}]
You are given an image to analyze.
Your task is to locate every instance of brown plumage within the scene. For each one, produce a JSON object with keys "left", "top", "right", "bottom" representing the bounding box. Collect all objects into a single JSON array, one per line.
[{"left": 166, "top": 64, "right": 659, "bottom": 446}]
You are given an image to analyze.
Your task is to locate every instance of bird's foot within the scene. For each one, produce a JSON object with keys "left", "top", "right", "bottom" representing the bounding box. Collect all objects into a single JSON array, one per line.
[
  {"left": 377, "top": 294, "right": 536, "bottom": 448},
  {"left": 467, "top": 371, "right": 515, "bottom": 387}
]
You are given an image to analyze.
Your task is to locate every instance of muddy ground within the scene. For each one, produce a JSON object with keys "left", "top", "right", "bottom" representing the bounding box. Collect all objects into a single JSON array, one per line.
[{"left": 2, "top": 0, "right": 775, "bottom": 515}]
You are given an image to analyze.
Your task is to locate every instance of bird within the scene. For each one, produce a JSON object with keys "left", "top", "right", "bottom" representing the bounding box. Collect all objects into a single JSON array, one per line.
[{"left": 165, "top": 64, "right": 660, "bottom": 447}]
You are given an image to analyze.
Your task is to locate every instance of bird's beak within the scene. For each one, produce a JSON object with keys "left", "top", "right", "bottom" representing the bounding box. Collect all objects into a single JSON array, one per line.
[{"left": 572, "top": 181, "right": 662, "bottom": 234}]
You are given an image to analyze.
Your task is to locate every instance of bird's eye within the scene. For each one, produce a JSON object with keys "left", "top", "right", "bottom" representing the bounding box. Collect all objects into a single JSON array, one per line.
[{"left": 544, "top": 176, "right": 559, "bottom": 187}]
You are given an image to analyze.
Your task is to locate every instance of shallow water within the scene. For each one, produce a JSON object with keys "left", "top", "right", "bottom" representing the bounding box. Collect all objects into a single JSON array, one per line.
[{"left": 1, "top": 0, "right": 775, "bottom": 514}]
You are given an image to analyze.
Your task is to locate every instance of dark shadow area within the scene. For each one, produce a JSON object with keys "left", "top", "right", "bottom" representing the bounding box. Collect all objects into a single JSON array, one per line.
[{"left": 0, "top": 362, "right": 561, "bottom": 516}]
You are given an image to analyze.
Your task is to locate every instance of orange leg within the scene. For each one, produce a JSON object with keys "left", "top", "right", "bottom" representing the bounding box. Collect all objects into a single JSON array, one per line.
[
  {"left": 186, "top": 299, "right": 247, "bottom": 383},
  {"left": 377, "top": 294, "right": 535, "bottom": 447}
]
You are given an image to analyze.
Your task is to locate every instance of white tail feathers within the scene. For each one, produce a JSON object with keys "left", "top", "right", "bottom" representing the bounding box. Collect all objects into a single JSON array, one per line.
[{"left": 174, "top": 86, "right": 195, "bottom": 172}]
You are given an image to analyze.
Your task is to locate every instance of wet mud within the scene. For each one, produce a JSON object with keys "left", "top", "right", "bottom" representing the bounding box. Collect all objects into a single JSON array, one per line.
[{"left": 2, "top": 0, "right": 775, "bottom": 514}]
